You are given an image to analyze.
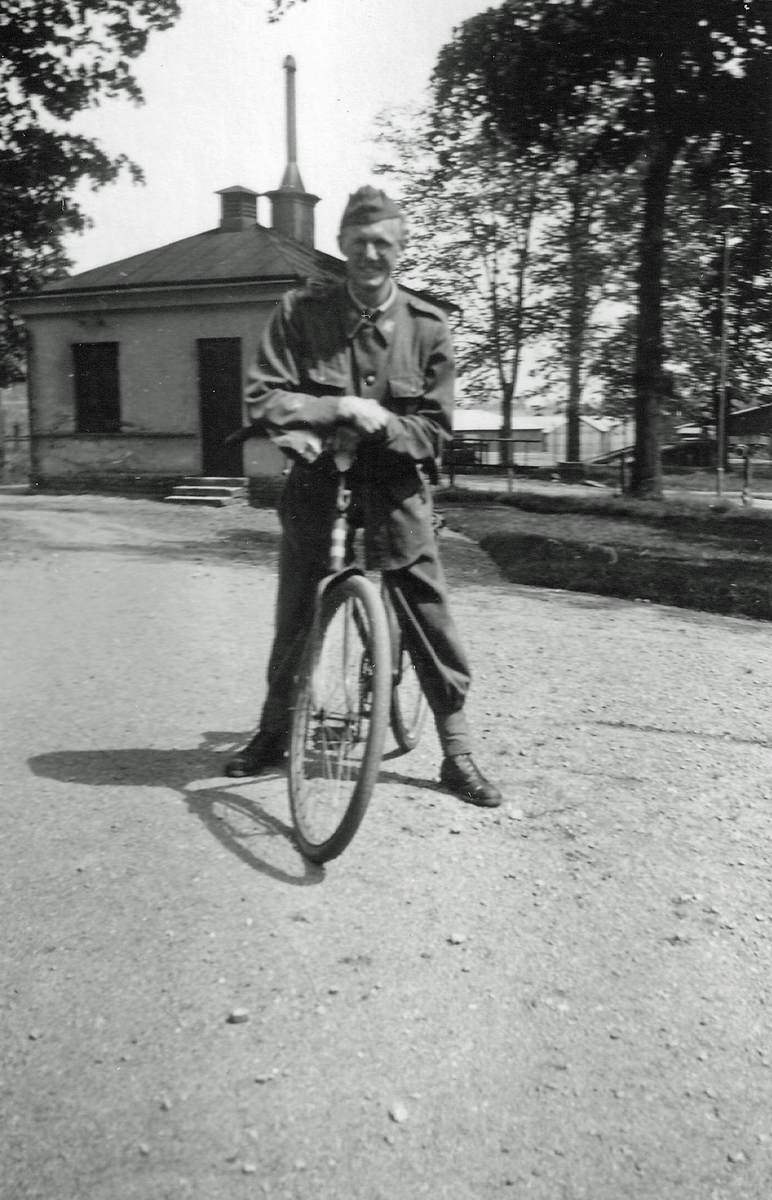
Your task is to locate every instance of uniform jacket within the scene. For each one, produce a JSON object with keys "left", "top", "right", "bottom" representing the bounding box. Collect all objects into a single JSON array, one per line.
[{"left": 245, "top": 281, "right": 455, "bottom": 570}]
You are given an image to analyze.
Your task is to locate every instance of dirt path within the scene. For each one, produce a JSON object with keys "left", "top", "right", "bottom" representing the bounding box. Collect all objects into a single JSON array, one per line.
[{"left": 2, "top": 495, "right": 772, "bottom": 1200}]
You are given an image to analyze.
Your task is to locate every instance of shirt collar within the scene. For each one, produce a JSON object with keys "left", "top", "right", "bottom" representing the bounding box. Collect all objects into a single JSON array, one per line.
[{"left": 346, "top": 281, "right": 398, "bottom": 322}]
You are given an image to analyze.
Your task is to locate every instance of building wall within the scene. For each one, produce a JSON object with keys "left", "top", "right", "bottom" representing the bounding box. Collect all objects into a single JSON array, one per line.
[
  {"left": 544, "top": 419, "right": 634, "bottom": 464},
  {"left": 0, "top": 382, "right": 31, "bottom": 481},
  {"left": 21, "top": 285, "right": 285, "bottom": 481},
  {"left": 244, "top": 436, "right": 287, "bottom": 478}
]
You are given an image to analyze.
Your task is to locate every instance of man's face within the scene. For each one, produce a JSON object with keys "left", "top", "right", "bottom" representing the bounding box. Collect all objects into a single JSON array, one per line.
[{"left": 338, "top": 218, "right": 403, "bottom": 303}]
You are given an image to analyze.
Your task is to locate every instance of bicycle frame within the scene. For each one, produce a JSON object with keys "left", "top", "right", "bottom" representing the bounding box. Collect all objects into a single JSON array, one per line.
[{"left": 308, "top": 469, "right": 368, "bottom": 640}]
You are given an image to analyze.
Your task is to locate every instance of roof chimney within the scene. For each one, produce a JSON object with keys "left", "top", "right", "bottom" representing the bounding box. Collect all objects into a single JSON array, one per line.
[
  {"left": 266, "top": 56, "right": 319, "bottom": 246},
  {"left": 217, "top": 185, "right": 258, "bottom": 232}
]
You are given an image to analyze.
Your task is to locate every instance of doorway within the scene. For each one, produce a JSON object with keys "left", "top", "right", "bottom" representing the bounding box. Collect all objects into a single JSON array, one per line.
[{"left": 197, "top": 338, "right": 244, "bottom": 476}]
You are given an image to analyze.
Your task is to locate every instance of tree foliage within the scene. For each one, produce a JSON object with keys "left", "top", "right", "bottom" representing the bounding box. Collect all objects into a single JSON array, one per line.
[
  {"left": 267, "top": 0, "right": 307, "bottom": 21},
  {"left": 0, "top": 0, "right": 180, "bottom": 385},
  {"left": 374, "top": 105, "right": 546, "bottom": 437},
  {"left": 523, "top": 151, "right": 636, "bottom": 459},
  {"left": 434, "top": 0, "right": 772, "bottom": 496},
  {"left": 374, "top": 93, "right": 641, "bottom": 463}
]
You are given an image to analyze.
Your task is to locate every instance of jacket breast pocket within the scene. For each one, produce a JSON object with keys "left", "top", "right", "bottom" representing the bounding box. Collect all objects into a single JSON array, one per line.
[{"left": 388, "top": 374, "right": 424, "bottom": 416}]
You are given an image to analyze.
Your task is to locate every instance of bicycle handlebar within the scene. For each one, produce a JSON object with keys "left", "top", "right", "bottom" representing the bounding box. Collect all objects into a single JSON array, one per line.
[
  {"left": 224, "top": 420, "right": 361, "bottom": 473},
  {"left": 223, "top": 422, "right": 267, "bottom": 447}
]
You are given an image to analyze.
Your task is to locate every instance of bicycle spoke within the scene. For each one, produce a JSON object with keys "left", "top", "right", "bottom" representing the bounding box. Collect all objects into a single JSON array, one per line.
[{"left": 289, "top": 576, "right": 391, "bottom": 862}]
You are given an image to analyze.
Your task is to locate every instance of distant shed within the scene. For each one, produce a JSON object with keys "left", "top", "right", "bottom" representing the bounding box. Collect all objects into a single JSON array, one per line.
[
  {"left": 727, "top": 402, "right": 772, "bottom": 450},
  {"left": 450, "top": 408, "right": 632, "bottom": 467}
]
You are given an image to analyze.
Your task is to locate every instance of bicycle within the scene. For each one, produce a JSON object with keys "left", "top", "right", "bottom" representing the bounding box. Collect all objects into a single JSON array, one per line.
[{"left": 287, "top": 433, "right": 429, "bottom": 863}]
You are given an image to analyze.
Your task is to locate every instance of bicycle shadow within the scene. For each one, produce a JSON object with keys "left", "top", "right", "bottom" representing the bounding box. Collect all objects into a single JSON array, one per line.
[
  {"left": 377, "top": 765, "right": 447, "bottom": 796},
  {"left": 27, "top": 730, "right": 324, "bottom": 887}
]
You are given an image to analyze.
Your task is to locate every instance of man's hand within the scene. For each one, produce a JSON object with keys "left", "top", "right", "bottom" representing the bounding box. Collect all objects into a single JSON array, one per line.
[{"left": 338, "top": 395, "right": 389, "bottom": 435}]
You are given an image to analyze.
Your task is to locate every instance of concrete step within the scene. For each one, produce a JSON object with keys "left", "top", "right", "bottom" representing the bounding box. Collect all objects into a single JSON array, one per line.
[
  {"left": 182, "top": 476, "right": 247, "bottom": 487},
  {"left": 163, "top": 494, "right": 233, "bottom": 508},
  {"left": 163, "top": 475, "right": 248, "bottom": 506},
  {"left": 170, "top": 484, "right": 244, "bottom": 498}
]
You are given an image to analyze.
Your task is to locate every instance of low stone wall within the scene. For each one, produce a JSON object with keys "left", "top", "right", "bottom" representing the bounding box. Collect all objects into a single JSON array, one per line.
[{"left": 29, "top": 473, "right": 186, "bottom": 498}]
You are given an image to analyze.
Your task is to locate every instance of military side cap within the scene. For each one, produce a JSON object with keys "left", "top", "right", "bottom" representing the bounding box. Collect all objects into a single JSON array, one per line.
[{"left": 340, "top": 186, "right": 403, "bottom": 229}]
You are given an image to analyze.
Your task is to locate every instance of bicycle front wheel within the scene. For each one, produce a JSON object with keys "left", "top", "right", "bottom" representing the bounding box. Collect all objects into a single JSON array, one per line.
[{"left": 289, "top": 573, "right": 392, "bottom": 863}]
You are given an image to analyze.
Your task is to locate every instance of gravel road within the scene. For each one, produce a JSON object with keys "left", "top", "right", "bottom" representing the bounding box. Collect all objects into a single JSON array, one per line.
[{"left": 2, "top": 493, "right": 772, "bottom": 1200}]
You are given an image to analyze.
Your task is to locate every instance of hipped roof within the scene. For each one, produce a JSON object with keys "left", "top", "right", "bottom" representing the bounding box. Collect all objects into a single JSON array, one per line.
[{"left": 43, "top": 222, "right": 345, "bottom": 295}]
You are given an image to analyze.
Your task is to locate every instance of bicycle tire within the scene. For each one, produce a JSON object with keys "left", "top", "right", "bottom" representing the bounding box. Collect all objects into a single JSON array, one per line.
[
  {"left": 289, "top": 573, "right": 392, "bottom": 863},
  {"left": 385, "top": 590, "right": 429, "bottom": 754}
]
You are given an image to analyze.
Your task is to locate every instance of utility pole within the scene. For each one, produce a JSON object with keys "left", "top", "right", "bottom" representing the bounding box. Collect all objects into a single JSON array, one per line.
[{"left": 716, "top": 203, "right": 741, "bottom": 498}]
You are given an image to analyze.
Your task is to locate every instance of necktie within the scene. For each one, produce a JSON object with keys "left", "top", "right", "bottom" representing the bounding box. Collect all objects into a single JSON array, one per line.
[
  {"left": 357, "top": 317, "right": 378, "bottom": 352},
  {"left": 357, "top": 312, "right": 388, "bottom": 352}
]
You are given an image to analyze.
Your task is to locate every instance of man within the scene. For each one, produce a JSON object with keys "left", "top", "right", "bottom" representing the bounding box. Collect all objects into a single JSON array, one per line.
[{"left": 226, "top": 185, "right": 502, "bottom": 808}]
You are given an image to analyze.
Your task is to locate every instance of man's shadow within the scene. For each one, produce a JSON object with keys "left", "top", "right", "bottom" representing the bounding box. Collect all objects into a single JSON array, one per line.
[{"left": 28, "top": 731, "right": 324, "bottom": 886}]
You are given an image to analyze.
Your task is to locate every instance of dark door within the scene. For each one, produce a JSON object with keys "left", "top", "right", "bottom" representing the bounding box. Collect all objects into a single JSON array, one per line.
[{"left": 197, "top": 338, "right": 244, "bottom": 476}]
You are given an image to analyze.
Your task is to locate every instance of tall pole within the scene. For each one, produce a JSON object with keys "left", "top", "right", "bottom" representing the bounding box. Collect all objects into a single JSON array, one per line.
[
  {"left": 716, "top": 231, "right": 730, "bottom": 498},
  {"left": 284, "top": 55, "right": 297, "bottom": 170},
  {"left": 268, "top": 55, "right": 317, "bottom": 244},
  {"left": 716, "top": 203, "right": 740, "bottom": 499},
  {"left": 278, "top": 55, "right": 304, "bottom": 191}
]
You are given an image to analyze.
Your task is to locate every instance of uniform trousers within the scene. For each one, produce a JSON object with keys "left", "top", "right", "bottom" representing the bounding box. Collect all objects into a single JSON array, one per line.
[{"left": 257, "top": 502, "right": 473, "bottom": 759}]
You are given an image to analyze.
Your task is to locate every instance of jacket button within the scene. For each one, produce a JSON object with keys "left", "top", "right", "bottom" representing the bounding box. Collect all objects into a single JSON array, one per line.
[{"left": 364, "top": 373, "right": 376, "bottom": 386}]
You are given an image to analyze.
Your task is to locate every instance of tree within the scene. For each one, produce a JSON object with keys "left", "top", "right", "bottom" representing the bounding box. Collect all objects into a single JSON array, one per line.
[
  {"left": 373, "top": 105, "right": 543, "bottom": 440},
  {"left": 434, "top": 0, "right": 772, "bottom": 497},
  {"left": 574, "top": 154, "right": 772, "bottom": 443},
  {"left": 524, "top": 153, "right": 635, "bottom": 462},
  {"left": 375, "top": 99, "right": 640, "bottom": 470},
  {"left": 0, "top": 1, "right": 180, "bottom": 385}
]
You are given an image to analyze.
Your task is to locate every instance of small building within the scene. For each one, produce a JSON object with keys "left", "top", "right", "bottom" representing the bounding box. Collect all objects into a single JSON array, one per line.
[
  {"left": 10, "top": 58, "right": 344, "bottom": 493},
  {"left": 12, "top": 178, "right": 344, "bottom": 491},
  {"left": 449, "top": 407, "right": 632, "bottom": 469},
  {"left": 544, "top": 413, "right": 634, "bottom": 464},
  {"left": 450, "top": 409, "right": 544, "bottom": 467},
  {"left": 727, "top": 401, "right": 772, "bottom": 453}
]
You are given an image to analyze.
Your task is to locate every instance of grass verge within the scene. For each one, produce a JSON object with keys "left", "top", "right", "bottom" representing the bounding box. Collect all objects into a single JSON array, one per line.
[{"left": 439, "top": 488, "right": 772, "bottom": 622}]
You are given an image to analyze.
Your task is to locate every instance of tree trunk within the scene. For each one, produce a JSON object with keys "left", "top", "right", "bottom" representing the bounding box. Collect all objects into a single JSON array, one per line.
[
  {"left": 566, "top": 180, "right": 587, "bottom": 464},
  {"left": 566, "top": 327, "right": 582, "bottom": 463},
  {"left": 629, "top": 130, "right": 676, "bottom": 498},
  {"left": 500, "top": 181, "right": 537, "bottom": 460}
]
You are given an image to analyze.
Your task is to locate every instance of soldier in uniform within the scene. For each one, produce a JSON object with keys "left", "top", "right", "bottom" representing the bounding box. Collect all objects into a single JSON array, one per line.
[{"left": 226, "top": 185, "right": 502, "bottom": 808}]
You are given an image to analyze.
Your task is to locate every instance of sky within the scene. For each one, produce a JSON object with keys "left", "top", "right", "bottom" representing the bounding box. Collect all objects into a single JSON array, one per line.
[{"left": 65, "top": 0, "right": 491, "bottom": 275}]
